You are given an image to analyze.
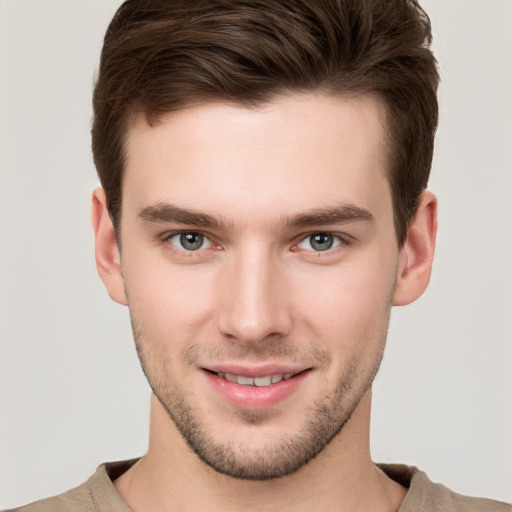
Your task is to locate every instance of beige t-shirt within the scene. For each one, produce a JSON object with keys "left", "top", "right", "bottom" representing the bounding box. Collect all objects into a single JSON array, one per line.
[{"left": 5, "top": 459, "right": 511, "bottom": 512}]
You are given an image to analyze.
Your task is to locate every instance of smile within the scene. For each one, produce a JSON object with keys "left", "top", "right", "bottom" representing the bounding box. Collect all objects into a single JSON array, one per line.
[
  {"left": 205, "top": 368, "right": 310, "bottom": 409},
  {"left": 216, "top": 372, "right": 296, "bottom": 387}
]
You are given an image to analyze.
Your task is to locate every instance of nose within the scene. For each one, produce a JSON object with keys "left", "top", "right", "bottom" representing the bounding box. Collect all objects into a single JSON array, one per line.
[{"left": 216, "top": 248, "right": 292, "bottom": 345}]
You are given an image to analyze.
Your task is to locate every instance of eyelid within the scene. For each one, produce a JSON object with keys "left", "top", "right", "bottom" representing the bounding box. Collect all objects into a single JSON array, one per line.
[
  {"left": 293, "top": 231, "right": 352, "bottom": 253},
  {"left": 159, "top": 229, "right": 352, "bottom": 255},
  {"left": 161, "top": 230, "right": 218, "bottom": 252}
]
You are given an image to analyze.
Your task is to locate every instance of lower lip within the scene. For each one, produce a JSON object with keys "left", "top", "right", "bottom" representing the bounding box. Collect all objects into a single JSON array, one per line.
[{"left": 203, "top": 370, "right": 310, "bottom": 410}]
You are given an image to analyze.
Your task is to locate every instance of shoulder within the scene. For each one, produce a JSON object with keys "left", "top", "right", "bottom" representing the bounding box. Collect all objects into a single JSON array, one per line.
[
  {"left": 2, "top": 482, "right": 94, "bottom": 512},
  {"left": 379, "top": 463, "right": 511, "bottom": 512},
  {"left": 3, "top": 460, "right": 137, "bottom": 512}
]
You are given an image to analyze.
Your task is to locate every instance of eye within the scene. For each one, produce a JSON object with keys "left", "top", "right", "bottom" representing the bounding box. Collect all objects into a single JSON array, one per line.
[
  {"left": 297, "top": 233, "right": 342, "bottom": 252},
  {"left": 167, "top": 232, "right": 212, "bottom": 251}
]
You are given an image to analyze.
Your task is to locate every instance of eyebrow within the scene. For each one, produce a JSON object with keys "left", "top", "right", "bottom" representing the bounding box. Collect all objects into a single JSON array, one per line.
[
  {"left": 138, "top": 202, "right": 374, "bottom": 231},
  {"left": 282, "top": 205, "right": 374, "bottom": 229},
  {"left": 138, "top": 203, "right": 232, "bottom": 231}
]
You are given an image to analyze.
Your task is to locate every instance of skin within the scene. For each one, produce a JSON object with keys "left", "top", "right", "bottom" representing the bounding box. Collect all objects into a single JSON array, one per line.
[{"left": 92, "top": 93, "right": 437, "bottom": 512}]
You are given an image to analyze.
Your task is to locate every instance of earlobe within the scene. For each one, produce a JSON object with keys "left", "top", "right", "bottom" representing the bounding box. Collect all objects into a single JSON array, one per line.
[
  {"left": 392, "top": 191, "right": 437, "bottom": 306},
  {"left": 91, "top": 187, "right": 128, "bottom": 306}
]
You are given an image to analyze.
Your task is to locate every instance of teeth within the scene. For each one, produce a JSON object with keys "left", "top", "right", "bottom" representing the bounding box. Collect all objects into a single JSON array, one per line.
[
  {"left": 237, "top": 375, "right": 254, "bottom": 386},
  {"left": 254, "top": 376, "right": 272, "bottom": 387},
  {"left": 217, "top": 372, "right": 295, "bottom": 387}
]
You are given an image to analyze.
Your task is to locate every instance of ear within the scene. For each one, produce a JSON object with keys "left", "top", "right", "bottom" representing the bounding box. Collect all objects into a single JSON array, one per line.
[
  {"left": 91, "top": 187, "right": 128, "bottom": 306},
  {"left": 392, "top": 191, "right": 437, "bottom": 306}
]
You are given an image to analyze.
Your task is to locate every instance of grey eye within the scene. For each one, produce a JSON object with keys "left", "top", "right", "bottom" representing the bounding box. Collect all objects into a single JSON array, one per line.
[
  {"left": 297, "top": 233, "right": 342, "bottom": 252},
  {"left": 309, "top": 233, "right": 334, "bottom": 251},
  {"left": 168, "top": 232, "right": 211, "bottom": 251},
  {"left": 180, "top": 233, "right": 204, "bottom": 250}
]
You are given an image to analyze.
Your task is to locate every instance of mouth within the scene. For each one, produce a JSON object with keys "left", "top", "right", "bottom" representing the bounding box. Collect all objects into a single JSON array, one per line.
[
  {"left": 203, "top": 367, "right": 310, "bottom": 410},
  {"left": 213, "top": 371, "right": 299, "bottom": 387}
]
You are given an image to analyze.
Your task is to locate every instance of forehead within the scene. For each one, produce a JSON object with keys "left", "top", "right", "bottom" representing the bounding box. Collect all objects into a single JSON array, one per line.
[{"left": 122, "top": 93, "right": 391, "bottom": 226}]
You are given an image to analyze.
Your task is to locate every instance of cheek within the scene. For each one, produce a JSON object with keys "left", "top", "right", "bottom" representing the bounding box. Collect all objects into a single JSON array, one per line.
[
  {"left": 122, "top": 252, "right": 216, "bottom": 339},
  {"left": 291, "top": 257, "right": 396, "bottom": 343},
  {"left": 295, "top": 268, "right": 393, "bottom": 385}
]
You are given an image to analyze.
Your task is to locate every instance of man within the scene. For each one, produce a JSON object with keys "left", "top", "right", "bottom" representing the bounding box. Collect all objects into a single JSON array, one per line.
[{"left": 6, "top": 0, "right": 510, "bottom": 511}]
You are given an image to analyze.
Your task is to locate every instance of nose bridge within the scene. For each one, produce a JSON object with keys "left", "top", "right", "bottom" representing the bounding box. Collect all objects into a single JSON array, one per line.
[{"left": 217, "top": 242, "right": 291, "bottom": 343}]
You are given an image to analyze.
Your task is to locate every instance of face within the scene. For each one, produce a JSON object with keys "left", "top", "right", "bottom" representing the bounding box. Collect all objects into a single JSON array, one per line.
[{"left": 114, "top": 94, "right": 403, "bottom": 479}]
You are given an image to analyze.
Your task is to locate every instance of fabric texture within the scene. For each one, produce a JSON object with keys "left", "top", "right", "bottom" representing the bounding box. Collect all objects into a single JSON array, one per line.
[{"left": 5, "top": 459, "right": 511, "bottom": 512}]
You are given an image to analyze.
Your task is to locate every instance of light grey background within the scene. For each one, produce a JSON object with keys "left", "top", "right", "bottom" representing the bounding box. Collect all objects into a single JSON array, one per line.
[{"left": 1, "top": 1, "right": 511, "bottom": 508}]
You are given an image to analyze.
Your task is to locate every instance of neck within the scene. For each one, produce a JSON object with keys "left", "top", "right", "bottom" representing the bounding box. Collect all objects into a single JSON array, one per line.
[{"left": 114, "top": 390, "right": 406, "bottom": 512}]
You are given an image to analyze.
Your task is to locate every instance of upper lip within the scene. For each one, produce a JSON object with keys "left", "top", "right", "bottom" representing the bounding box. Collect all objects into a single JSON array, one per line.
[{"left": 203, "top": 364, "right": 309, "bottom": 378}]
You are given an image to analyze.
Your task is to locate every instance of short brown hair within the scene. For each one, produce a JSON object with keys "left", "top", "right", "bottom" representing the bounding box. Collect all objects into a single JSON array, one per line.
[{"left": 92, "top": 0, "right": 439, "bottom": 244}]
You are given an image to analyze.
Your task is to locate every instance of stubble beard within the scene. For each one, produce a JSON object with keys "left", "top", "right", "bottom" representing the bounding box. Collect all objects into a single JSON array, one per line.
[{"left": 131, "top": 317, "right": 387, "bottom": 481}]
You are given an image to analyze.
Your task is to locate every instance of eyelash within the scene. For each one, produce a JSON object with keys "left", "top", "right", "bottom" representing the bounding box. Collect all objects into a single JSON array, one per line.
[
  {"left": 160, "top": 231, "right": 351, "bottom": 256},
  {"left": 162, "top": 231, "right": 219, "bottom": 255},
  {"left": 294, "top": 233, "right": 346, "bottom": 253}
]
